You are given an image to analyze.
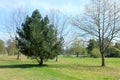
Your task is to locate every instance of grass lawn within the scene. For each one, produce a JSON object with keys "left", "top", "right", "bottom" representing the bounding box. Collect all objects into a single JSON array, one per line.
[{"left": 0, "top": 56, "right": 120, "bottom": 80}]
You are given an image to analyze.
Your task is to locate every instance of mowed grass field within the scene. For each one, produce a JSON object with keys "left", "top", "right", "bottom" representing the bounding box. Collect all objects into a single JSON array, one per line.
[{"left": 0, "top": 56, "right": 120, "bottom": 80}]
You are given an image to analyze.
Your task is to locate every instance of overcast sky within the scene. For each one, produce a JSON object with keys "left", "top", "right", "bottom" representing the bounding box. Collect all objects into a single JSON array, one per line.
[{"left": 0, "top": 0, "right": 90, "bottom": 42}]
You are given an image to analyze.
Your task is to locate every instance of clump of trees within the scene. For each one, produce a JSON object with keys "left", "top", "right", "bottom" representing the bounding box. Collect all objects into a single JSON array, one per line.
[
  {"left": 87, "top": 39, "right": 120, "bottom": 58},
  {"left": 105, "top": 42, "right": 120, "bottom": 58},
  {"left": 87, "top": 39, "right": 97, "bottom": 55},
  {"left": 87, "top": 39, "right": 101, "bottom": 58},
  {"left": 64, "top": 38, "right": 87, "bottom": 57},
  {"left": 0, "top": 40, "right": 7, "bottom": 55},
  {"left": 6, "top": 39, "right": 18, "bottom": 55},
  {"left": 16, "top": 10, "right": 63, "bottom": 65},
  {"left": 105, "top": 47, "right": 120, "bottom": 57},
  {"left": 0, "top": 39, "right": 18, "bottom": 56}
]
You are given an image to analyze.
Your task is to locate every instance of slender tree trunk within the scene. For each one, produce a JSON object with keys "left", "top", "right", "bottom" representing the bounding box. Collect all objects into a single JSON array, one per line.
[
  {"left": 101, "top": 53, "right": 105, "bottom": 66},
  {"left": 39, "top": 58, "right": 43, "bottom": 65},
  {"left": 55, "top": 55, "right": 58, "bottom": 62},
  {"left": 16, "top": 51, "right": 20, "bottom": 60},
  {"left": 76, "top": 52, "right": 79, "bottom": 57}
]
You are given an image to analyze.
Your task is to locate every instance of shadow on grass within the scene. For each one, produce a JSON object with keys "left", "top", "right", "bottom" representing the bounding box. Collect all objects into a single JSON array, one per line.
[
  {"left": 0, "top": 62, "right": 104, "bottom": 70},
  {"left": 48, "top": 64, "right": 104, "bottom": 70},
  {"left": 0, "top": 64, "right": 48, "bottom": 69}
]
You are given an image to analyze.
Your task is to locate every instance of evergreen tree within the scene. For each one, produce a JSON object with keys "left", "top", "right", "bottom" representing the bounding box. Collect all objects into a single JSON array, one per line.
[
  {"left": 87, "top": 39, "right": 97, "bottom": 55},
  {"left": 16, "top": 9, "right": 63, "bottom": 65}
]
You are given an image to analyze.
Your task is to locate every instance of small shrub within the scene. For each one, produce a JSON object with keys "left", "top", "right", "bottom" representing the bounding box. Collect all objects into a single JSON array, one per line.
[{"left": 91, "top": 48, "right": 101, "bottom": 58}]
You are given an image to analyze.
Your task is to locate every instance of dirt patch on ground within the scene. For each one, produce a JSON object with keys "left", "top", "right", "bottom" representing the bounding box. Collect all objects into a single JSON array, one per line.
[
  {"left": 0, "top": 57, "right": 16, "bottom": 60},
  {"left": 0, "top": 56, "right": 16, "bottom": 60},
  {"left": 0, "top": 56, "right": 28, "bottom": 61}
]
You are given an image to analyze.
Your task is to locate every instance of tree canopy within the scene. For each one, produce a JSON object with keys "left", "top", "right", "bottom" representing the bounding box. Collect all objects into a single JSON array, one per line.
[
  {"left": 72, "top": 0, "right": 120, "bottom": 66},
  {"left": 16, "top": 9, "right": 63, "bottom": 65}
]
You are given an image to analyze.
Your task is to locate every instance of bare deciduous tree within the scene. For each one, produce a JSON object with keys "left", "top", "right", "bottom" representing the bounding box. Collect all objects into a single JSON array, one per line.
[
  {"left": 5, "top": 8, "right": 27, "bottom": 60},
  {"left": 72, "top": 0, "right": 120, "bottom": 66},
  {"left": 49, "top": 9, "right": 71, "bottom": 61}
]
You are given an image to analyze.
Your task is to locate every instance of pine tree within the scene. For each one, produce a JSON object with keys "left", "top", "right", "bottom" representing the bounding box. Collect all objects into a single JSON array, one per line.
[{"left": 16, "top": 9, "right": 63, "bottom": 65}]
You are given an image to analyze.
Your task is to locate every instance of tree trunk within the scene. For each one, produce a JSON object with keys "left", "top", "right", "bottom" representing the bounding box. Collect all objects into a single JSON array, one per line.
[
  {"left": 39, "top": 58, "right": 43, "bottom": 65},
  {"left": 101, "top": 53, "right": 105, "bottom": 66},
  {"left": 16, "top": 51, "right": 20, "bottom": 60},
  {"left": 55, "top": 55, "right": 58, "bottom": 62},
  {"left": 76, "top": 52, "right": 79, "bottom": 57}
]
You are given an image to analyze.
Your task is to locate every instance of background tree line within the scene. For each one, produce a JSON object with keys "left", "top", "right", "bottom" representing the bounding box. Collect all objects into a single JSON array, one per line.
[
  {"left": 1, "top": 38, "right": 120, "bottom": 58},
  {"left": 0, "top": 39, "right": 18, "bottom": 55},
  {"left": 87, "top": 39, "right": 120, "bottom": 58}
]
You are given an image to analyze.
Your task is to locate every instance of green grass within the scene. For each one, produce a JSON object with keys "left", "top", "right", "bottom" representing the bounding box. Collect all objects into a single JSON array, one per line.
[{"left": 0, "top": 56, "right": 120, "bottom": 80}]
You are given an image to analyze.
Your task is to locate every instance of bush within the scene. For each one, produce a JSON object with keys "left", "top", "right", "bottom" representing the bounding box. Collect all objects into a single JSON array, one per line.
[
  {"left": 106, "top": 47, "right": 120, "bottom": 57},
  {"left": 91, "top": 48, "right": 101, "bottom": 58}
]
